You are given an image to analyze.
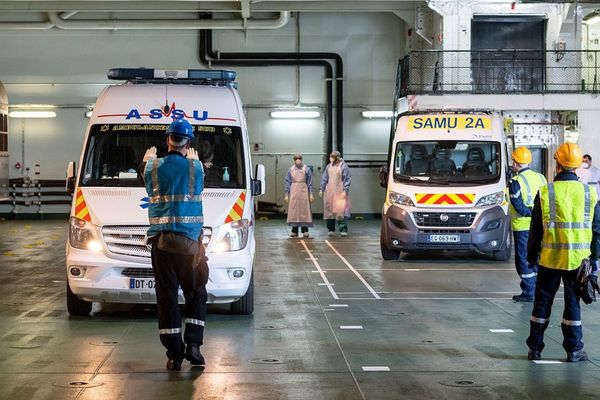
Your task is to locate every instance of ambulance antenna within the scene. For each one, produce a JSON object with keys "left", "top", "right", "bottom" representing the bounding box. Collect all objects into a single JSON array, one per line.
[{"left": 163, "top": 84, "right": 170, "bottom": 114}]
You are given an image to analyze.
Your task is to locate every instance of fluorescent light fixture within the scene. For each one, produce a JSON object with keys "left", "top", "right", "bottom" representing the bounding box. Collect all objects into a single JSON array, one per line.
[
  {"left": 361, "top": 111, "right": 394, "bottom": 119},
  {"left": 584, "top": 13, "right": 600, "bottom": 25},
  {"left": 270, "top": 110, "right": 321, "bottom": 119},
  {"left": 9, "top": 111, "right": 57, "bottom": 119}
]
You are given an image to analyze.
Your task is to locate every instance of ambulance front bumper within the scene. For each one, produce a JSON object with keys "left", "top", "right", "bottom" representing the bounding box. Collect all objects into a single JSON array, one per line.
[
  {"left": 382, "top": 204, "right": 508, "bottom": 253},
  {"left": 66, "top": 246, "right": 253, "bottom": 304}
]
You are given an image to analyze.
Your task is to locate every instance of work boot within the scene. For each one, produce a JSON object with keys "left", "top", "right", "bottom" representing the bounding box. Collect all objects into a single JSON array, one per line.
[
  {"left": 303, "top": 232, "right": 309, "bottom": 238},
  {"left": 340, "top": 232, "right": 348, "bottom": 237},
  {"left": 185, "top": 344, "right": 205, "bottom": 366},
  {"left": 528, "top": 350, "right": 542, "bottom": 361},
  {"left": 328, "top": 231, "right": 335, "bottom": 237},
  {"left": 166, "top": 358, "right": 183, "bottom": 371},
  {"left": 512, "top": 294, "right": 534, "bottom": 302},
  {"left": 290, "top": 232, "right": 298, "bottom": 238},
  {"left": 567, "top": 350, "right": 589, "bottom": 362}
]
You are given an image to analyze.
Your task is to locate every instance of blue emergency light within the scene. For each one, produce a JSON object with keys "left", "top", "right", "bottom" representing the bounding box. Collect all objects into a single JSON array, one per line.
[{"left": 107, "top": 68, "right": 236, "bottom": 83}]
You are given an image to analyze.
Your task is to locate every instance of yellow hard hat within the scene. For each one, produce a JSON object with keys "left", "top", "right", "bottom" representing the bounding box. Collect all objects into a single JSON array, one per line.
[
  {"left": 554, "top": 143, "right": 583, "bottom": 169},
  {"left": 512, "top": 146, "right": 532, "bottom": 164}
]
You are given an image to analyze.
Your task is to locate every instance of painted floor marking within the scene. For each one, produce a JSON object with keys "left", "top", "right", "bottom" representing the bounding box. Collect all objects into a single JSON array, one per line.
[
  {"left": 404, "top": 269, "right": 421, "bottom": 272},
  {"left": 489, "top": 329, "right": 514, "bottom": 333},
  {"left": 325, "top": 240, "right": 381, "bottom": 299},
  {"left": 533, "top": 360, "right": 562, "bottom": 365},
  {"left": 329, "top": 304, "right": 349, "bottom": 308},
  {"left": 323, "top": 308, "right": 335, "bottom": 311},
  {"left": 362, "top": 366, "right": 390, "bottom": 372},
  {"left": 318, "top": 283, "right": 335, "bottom": 286},
  {"left": 340, "top": 325, "right": 363, "bottom": 330},
  {"left": 301, "top": 240, "right": 339, "bottom": 300}
]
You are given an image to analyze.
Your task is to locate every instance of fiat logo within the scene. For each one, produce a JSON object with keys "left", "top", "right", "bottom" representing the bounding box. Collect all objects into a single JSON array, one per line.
[{"left": 440, "top": 214, "right": 449, "bottom": 222}]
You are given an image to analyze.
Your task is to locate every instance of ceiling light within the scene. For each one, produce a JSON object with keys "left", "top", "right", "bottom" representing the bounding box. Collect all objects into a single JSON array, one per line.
[
  {"left": 270, "top": 110, "right": 321, "bottom": 119},
  {"left": 361, "top": 111, "right": 394, "bottom": 119},
  {"left": 9, "top": 111, "right": 57, "bottom": 119}
]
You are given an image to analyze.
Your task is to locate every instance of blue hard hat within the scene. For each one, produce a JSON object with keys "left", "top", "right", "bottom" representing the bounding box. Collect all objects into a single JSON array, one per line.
[{"left": 166, "top": 119, "right": 194, "bottom": 139}]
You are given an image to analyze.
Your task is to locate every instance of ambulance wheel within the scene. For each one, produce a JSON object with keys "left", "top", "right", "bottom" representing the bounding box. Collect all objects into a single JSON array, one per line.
[
  {"left": 67, "top": 281, "right": 92, "bottom": 316},
  {"left": 380, "top": 228, "right": 400, "bottom": 261},
  {"left": 492, "top": 230, "right": 512, "bottom": 262},
  {"left": 230, "top": 272, "right": 254, "bottom": 315}
]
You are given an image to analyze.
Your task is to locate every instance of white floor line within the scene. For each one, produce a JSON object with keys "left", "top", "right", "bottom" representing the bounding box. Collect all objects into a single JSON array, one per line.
[
  {"left": 362, "top": 366, "right": 390, "bottom": 372},
  {"left": 339, "top": 297, "right": 533, "bottom": 300},
  {"left": 319, "top": 268, "right": 513, "bottom": 272},
  {"left": 325, "top": 240, "right": 381, "bottom": 299},
  {"left": 340, "top": 325, "right": 363, "bottom": 330},
  {"left": 336, "top": 291, "right": 520, "bottom": 295},
  {"left": 489, "top": 329, "right": 514, "bottom": 333},
  {"left": 329, "top": 304, "right": 349, "bottom": 308},
  {"left": 532, "top": 360, "right": 562, "bottom": 365},
  {"left": 301, "top": 239, "right": 339, "bottom": 300}
]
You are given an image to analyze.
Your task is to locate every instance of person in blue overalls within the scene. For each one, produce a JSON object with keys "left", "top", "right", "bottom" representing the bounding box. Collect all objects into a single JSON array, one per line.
[
  {"left": 509, "top": 147, "right": 547, "bottom": 302},
  {"left": 140, "top": 119, "right": 208, "bottom": 371}
]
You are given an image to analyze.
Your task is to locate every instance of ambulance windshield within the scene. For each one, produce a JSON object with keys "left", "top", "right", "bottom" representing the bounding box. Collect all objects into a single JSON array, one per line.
[
  {"left": 393, "top": 141, "right": 501, "bottom": 185},
  {"left": 80, "top": 124, "right": 246, "bottom": 188}
]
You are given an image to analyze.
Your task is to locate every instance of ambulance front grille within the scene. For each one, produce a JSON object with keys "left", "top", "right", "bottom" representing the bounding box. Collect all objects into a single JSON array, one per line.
[
  {"left": 413, "top": 212, "right": 476, "bottom": 228},
  {"left": 102, "top": 225, "right": 212, "bottom": 259},
  {"left": 102, "top": 225, "right": 151, "bottom": 258},
  {"left": 121, "top": 267, "right": 155, "bottom": 278}
]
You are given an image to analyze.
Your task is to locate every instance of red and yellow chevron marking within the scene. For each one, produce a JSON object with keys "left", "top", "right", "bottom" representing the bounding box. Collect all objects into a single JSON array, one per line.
[
  {"left": 415, "top": 193, "right": 475, "bottom": 205},
  {"left": 74, "top": 189, "right": 92, "bottom": 222},
  {"left": 224, "top": 191, "right": 247, "bottom": 223}
]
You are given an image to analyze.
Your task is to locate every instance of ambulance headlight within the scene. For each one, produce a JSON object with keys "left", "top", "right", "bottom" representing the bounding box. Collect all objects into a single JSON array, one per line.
[
  {"left": 476, "top": 191, "right": 505, "bottom": 207},
  {"left": 213, "top": 219, "right": 249, "bottom": 253},
  {"left": 69, "top": 217, "right": 103, "bottom": 252},
  {"left": 388, "top": 191, "right": 415, "bottom": 207}
]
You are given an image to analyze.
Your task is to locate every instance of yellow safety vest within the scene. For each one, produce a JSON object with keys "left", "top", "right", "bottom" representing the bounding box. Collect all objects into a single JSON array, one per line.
[
  {"left": 539, "top": 181, "right": 598, "bottom": 270},
  {"left": 510, "top": 169, "right": 547, "bottom": 231}
]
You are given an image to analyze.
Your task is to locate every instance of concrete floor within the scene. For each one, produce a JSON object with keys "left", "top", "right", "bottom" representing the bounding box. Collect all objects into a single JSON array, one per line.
[{"left": 1, "top": 219, "right": 599, "bottom": 399}]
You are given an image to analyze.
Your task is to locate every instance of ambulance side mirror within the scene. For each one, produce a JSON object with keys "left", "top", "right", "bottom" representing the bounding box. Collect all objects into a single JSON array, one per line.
[
  {"left": 379, "top": 165, "right": 389, "bottom": 188},
  {"left": 252, "top": 164, "right": 265, "bottom": 196},
  {"left": 66, "top": 161, "right": 76, "bottom": 194}
]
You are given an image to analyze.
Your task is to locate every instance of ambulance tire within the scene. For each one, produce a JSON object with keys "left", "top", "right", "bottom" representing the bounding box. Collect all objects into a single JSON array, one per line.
[
  {"left": 67, "top": 281, "right": 92, "bottom": 316},
  {"left": 380, "top": 227, "right": 400, "bottom": 261},
  {"left": 230, "top": 272, "right": 254, "bottom": 315},
  {"left": 492, "top": 230, "right": 512, "bottom": 262}
]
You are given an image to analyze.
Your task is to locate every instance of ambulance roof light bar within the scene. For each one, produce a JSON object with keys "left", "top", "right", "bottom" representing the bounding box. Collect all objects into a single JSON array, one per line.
[{"left": 107, "top": 68, "right": 236, "bottom": 83}]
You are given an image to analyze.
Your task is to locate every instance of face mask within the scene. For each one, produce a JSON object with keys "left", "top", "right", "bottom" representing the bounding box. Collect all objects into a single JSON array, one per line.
[{"left": 582, "top": 162, "right": 590, "bottom": 169}]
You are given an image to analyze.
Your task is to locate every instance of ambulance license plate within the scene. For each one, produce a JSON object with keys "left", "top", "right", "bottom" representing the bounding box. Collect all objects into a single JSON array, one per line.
[
  {"left": 129, "top": 278, "right": 155, "bottom": 290},
  {"left": 428, "top": 235, "right": 460, "bottom": 243}
]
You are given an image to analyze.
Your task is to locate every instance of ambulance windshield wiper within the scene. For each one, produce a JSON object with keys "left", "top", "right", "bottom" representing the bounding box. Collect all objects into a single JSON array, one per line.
[
  {"left": 395, "top": 174, "right": 430, "bottom": 182},
  {"left": 427, "top": 177, "right": 450, "bottom": 185}
]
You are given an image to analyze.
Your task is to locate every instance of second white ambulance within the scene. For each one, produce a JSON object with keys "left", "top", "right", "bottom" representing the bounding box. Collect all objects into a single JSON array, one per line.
[{"left": 380, "top": 111, "right": 512, "bottom": 261}]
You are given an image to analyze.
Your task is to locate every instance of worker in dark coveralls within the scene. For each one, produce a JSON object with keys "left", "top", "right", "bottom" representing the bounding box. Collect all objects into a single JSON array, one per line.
[{"left": 140, "top": 119, "right": 208, "bottom": 371}]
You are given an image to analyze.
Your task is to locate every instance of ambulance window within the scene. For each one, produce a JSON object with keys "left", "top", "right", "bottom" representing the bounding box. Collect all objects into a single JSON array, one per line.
[
  {"left": 80, "top": 124, "right": 246, "bottom": 188},
  {"left": 394, "top": 140, "right": 502, "bottom": 185}
]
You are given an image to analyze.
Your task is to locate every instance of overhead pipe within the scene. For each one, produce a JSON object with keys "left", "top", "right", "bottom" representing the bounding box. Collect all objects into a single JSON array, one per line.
[
  {"left": 46, "top": 11, "right": 290, "bottom": 30},
  {"left": 199, "top": 30, "right": 334, "bottom": 156},
  {"left": 201, "top": 27, "right": 344, "bottom": 156}
]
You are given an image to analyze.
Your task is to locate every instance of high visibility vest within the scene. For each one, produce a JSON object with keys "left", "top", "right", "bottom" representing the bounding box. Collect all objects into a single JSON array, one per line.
[
  {"left": 510, "top": 169, "right": 547, "bottom": 231},
  {"left": 145, "top": 154, "right": 204, "bottom": 241},
  {"left": 539, "top": 181, "right": 597, "bottom": 270}
]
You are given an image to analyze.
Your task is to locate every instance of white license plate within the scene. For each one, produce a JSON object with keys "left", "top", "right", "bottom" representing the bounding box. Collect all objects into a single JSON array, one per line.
[
  {"left": 428, "top": 235, "right": 460, "bottom": 243},
  {"left": 129, "top": 278, "right": 155, "bottom": 290}
]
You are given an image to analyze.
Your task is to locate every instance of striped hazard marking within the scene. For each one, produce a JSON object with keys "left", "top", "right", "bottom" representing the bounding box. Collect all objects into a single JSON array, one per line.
[
  {"left": 224, "top": 191, "right": 246, "bottom": 223},
  {"left": 75, "top": 189, "right": 92, "bottom": 222},
  {"left": 415, "top": 193, "right": 475, "bottom": 205}
]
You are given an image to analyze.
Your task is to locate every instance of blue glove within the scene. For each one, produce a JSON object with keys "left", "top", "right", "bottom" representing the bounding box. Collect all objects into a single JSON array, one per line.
[{"left": 592, "top": 259, "right": 599, "bottom": 276}]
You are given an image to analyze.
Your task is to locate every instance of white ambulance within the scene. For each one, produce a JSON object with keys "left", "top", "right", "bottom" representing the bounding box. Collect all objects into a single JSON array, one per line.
[
  {"left": 380, "top": 111, "right": 512, "bottom": 261},
  {"left": 66, "top": 68, "right": 265, "bottom": 316}
]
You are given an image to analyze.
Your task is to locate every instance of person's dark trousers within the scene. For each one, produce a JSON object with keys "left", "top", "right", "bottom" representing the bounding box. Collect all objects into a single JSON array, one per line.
[
  {"left": 150, "top": 237, "right": 209, "bottom": 361},
  {"left": 526, "top": 265, "right": 583, "bottom": 354},
  {"left": 326, "top": 219, "right": 336, "bottom": 232},
  {"left": 291, "top": 226, "right": 309, "bottom": 234},
  {"left": 327, "top": 219, "right": 348, "bottom": 233},
  {"left": 513, "top": 230, "right": 537, "bottom": 297}
]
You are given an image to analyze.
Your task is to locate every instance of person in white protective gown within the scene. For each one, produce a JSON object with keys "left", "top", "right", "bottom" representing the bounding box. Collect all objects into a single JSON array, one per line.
[
  {"left": 284, "top": 153, "right": 314, "bottom": 238},
  {"left": 319, "top": 151, "right": 352, "bottom": 236}
]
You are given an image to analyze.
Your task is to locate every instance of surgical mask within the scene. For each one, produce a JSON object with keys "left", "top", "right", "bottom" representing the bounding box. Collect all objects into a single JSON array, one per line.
[{"left": 582, "top": 162, "right": 590, "bottom": 169}]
